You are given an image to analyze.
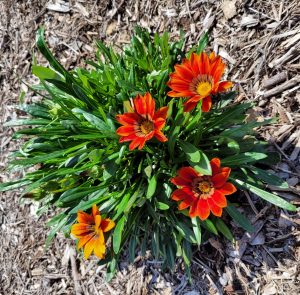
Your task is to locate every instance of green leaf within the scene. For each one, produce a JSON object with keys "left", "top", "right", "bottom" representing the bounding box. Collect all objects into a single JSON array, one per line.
[
  {"left": 226, "top": 203, "right": 254, "bottom": 232},
  {"left": 196, "top": 32, "right": 209, "bottom": 54},
  {"left": 146, "top": 175, "right": 157, "bottom": 199},
  {"left": 32, "top": 65, "right": 62, "bottom": 80},
  {"left": 249, "top": 166, "right": 288, "bottom": 189},
  {"left": 180, "top": 141, "right": 212, "bottom": 175},
  {"left": 191, "top": 217, "right": 201, "bottom": 246},
  {"left": 201, "top": 219, "right": 218, "bottom": 235},
  {"left": 234, "top": 179, "right": 297, "bottom": 211},
  {"left": 113, "top": 215, "right": 126, "bottom": 254},
  {"left": 214, "top": 218, "right": 234, "bottom": 241},
  {"left": 175, "top": 221, "right": 197, "bottom": 244},
  {"left": 221, "top": 152, "right": 267, "bottom": 166},
  {"left": 156, "top": 201, "right": 169, "bottom": 210}
]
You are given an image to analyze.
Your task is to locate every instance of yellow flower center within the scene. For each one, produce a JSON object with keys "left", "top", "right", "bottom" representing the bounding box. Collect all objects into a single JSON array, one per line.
[
  {"left": 196, "top": 81, "right": 212, "bottom": 97},
  {"left": 192, "top": 177, "right": 214, "bottom": 199},
  {"left": 198, "top": 180, "right": 212, "bottom": 194},
  {"left": 140, "top": 120, "right": 154, "bottom": 135}
]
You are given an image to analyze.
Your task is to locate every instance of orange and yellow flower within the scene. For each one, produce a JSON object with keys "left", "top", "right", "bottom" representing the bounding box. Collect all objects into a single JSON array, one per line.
[
  {"left": 171, "top": 158, "right": 236, "bottom": 220},
  {"left": 116, "top": 92, "right": 168, "bottom": 150},
  {"left": 167, "top": 52, "right": 233, "bottom": 112},
  {"left": 71, "top": 204, "right": 115, "bottom": 260}
]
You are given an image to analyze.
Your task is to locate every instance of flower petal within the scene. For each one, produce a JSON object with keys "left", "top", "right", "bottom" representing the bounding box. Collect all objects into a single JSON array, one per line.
[
  {"left": 154, "top": 131, "right": 167, "bottom": 142},
  {"left": 83, "top": 236, "right": 98, "bottom": 260},
  {"left": 154, "top": 118, "right": 166, "bottom": 130},
  {"left": 207, "top": 198, "right": 222, "bottom": 217},
  {"left": 210, "top": 158, "right": 221, "bottom": 176},
  {"left": 171, "top": 189, "right": 190, "bottom": 201},
  {"left": 94, "top": 214, "right": 101, "bottom": 230},
  {"left": 77, "top": 233, "right": 95, "bottom": 250},
  {"left": 116, "top": 125, "right": 135, "bottom": 136},
  {"left": 218, "top": 182, "right": 237, "bottom": 195},
  {"left": 94, "top": 239, "right": 106, "bottom": 259},
  {"left": 92, "top": 204, "right": 100, "bottom": 217},
  {"left": 116, "top": 113, "right": 138, "bottom": 125},
  {"left": 211, "top": 167, "right": 231, "bottom": 188},
  {"left": 201, "top": 96, "right": 212, "bottom": 112},
  {"left": 211, "top": 190, "right": 227, "bottom": 208},
  {"left": 71, "top": 224, "right": 93, "bottom": 237},
  {"left": 171, "top": 176, "right": 190, "bottom": 187},
  {"left": 77, "top": 211, "right": 94, "bottom": 224},
  {"left": 101, "top": 218, "right": 115, "bottom": 232},
  {"left": 153, "top": 106, "right": 168, "bottom": 120},
  {"left": 145, "top": 92, "right": 155, "bottom": 117},
  {"left": 178, "top": 198, "right": 192, "bottom": 210},
  {"left": 217, "top": 81, "right": 233, "bottom": 92},
  {"left": 178, "top": 167, "right": 199, "bottom": 183},
  {"left": 189, "top": 199, "right": 199, "bottom": 218},
  {"left": 197, "top": 199, "right": 210, "bottom": 220}
]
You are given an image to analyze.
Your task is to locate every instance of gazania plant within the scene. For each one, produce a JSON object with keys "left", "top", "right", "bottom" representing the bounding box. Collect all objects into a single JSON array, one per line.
[{"left": 1, "top": 27, "right": 296, "bottom": 279}]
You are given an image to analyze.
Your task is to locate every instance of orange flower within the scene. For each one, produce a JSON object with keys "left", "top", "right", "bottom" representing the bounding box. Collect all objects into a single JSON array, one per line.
[
  {"left": 171, "top": 158, "right": 236, "bottom": 220},
  {"left": 116, "top": 92, "right": 168, "bottom": 150},
  {"left": 167, "top": 52, "right": 233, "bottom": 112},
  {"left": 71, "top": 204, "right": 115, "bottom": 260}
]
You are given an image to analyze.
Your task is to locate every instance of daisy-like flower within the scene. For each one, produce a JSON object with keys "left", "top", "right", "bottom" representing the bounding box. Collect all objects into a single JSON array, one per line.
[
  {"left": 71, "top": 204, "right": 115, "bottom": 260},
  {"left": 116, "top": 92, "right": 168, "bottom": 150},
  {"left": 167, "top": 52, "right": 233, "bottom": 112},
  {"left": 171, "top": 158, "right": 236, "bottom": 220}
]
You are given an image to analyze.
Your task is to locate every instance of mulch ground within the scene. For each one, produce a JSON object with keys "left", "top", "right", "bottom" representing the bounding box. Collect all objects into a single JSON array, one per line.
[{"left": 0, "top": 1, "right": 300, "bottom": 294}]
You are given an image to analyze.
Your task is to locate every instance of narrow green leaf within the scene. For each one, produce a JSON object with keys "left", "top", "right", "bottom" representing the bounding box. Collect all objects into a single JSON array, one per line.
[
  {"left": 221, "top": 152, "right": 267, "bottom": 166},
  {"left": 180, "top": 141, "right": 212, "bottom": 175},
  {"left": 32, "top": 65, "right": 61, "bottom": 80},
  {"left": 234, "top": 179, "right": 297, "bottom": 211},
  {"left": 146, "top": 175, "right": 157, "bottom": 199},
  {"left": 201, "top": 219, "right": 218, "bottom": 235},
  {"left": 113, "top": 215, "right": 126, "bottom": 254},
  {"left": 191, "top": 217, "right": 202, "bottom": 246},
  {"left": 214, "top": 218, "right": 234, "bottom": 241},
  {"left": 225, "top": 203, "right": 254, "bottom": 232}
]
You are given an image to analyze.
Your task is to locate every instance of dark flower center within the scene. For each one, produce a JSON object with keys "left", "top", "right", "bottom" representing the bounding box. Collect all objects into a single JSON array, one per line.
[
  {"left": 192, "top": 176, "right": 214, "bottom": 199},
  {"left": 140, "top": 120, "right": 154, "bottom": 135}
]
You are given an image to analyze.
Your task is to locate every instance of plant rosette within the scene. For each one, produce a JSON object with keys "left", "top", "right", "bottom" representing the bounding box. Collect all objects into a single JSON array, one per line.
[{"left": 2, "top": 27, "right": 297, "bottom": 279}]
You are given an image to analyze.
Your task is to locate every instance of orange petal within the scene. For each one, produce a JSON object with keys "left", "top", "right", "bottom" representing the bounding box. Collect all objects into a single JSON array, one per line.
[
  {"left": 217, "top": 81, "right": 233, "bottom": 92},
  {"left": 197, "top": 199, "right": 210, "bottom": 220},
  {"left": 207, "top": 198, "right": 222, "bottom": 217},
  {"left": 211, "top": 190, "right": 227, "bottom": 208},
  {"left": 210, "top": 158, "right": 221, "bottom": 176},
  {"left": 71, "top": 224, "right": 93, "bottom": 237},
  {"left": 92, "top": 204, "right": 100, "bottom": 217},
  {"left": 154, "top": 131, "right": 168, "bottom": 142},
  {"left": 145, "top": 92, "right": 155, "bottom": 117},
  {"left": 129, "top": 137, "right": 144, "bottom": 150},
  {"left": 218, "top": 182, "right": 237, "bottom": 195},
  {"left": 178, "top": 167, "right": 199, "bottom": 183},
  {"left": 171, "top": 189, "right": 190, "bottom": 201},
  {"left": 119, "top": 134, "right": 138, "bottom": 143},
  {"left": 94, "top": 240, "right": 106, "bottom": 259},
  {"left": 153, "top": 106, "right": 168, "bottom": 120},
  {"left": 83, "top": 236, "right": 98, "bottom": 260},
  {"left": 133, "top": 94, "right": 147, "bottom": 116},
  {"left": 154, "top": 118, "right": 166, "bottom": 130},
  {"left": 77, "top": 211, "right": 94, "bottom": 224},
  {"left": 174, "top": 64, "right": 194, "bottom": 81},
  {"left": 201, "top": 96, "right": 212, "bottom": 112},
  {"left": 137, "top": 137, "right": 148, "bottom": 150},
  {"left": 77, "top": 233, "right": 95, "bottom": 250},
  {"left": 116, "top": 113, "right": 138, "bottom": 125},
  {"left": 178, "top": 198, "right": 192, "bottom": 210},
  {"left": 94, "top": 214, "right": 101, "bottom": 230},
  {"left": 211, "top": 168, "right": 231, "bottom": 188},
  {"left": 199, "top": 52, "right": 210, "bottom": 75},
  {"left": 183, "top": 96, "right": 201, "bottom": 112},
  {"left": 171, "top": 176, "right": 190, "bottom": 187},
  {"left": 101, "top": 218, "right": 115, "bottom": 232},
  {"left": 116, "top": 125, "right": 135, "bottom": 136},
  {"left": 189, "top": 200, "right": 198, "bottom": 218}
]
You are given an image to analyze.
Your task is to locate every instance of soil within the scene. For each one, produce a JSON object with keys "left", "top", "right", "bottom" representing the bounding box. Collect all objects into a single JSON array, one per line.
[{"left": 0, "top": 1, "right": 300, "bottom": 294}]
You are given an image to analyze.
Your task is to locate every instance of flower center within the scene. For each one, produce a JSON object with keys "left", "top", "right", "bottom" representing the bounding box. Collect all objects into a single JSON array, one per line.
[
  {"left": 192, "top": 177, "right": 214, "bottom": 199},
  {"left": 140, "top": 120, "right": 154, "bottom": 135},
  {"left": 196, "top": 81, "right": 212, "bottom": 96},
  {"left": 198, "top": 180, "right": 212, "bottom": 194}
]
